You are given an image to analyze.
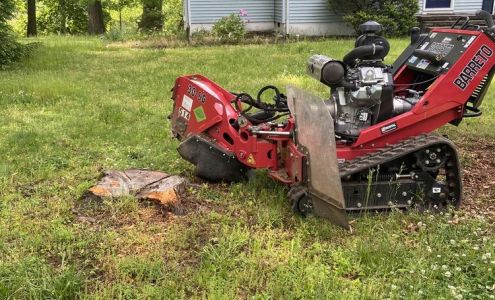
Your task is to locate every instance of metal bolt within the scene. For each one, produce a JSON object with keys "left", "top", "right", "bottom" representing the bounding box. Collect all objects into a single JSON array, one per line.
[
  {"left": 407, "top": 200, "right": 412, "bottom": 205},
  {"left": 436, "top": 159, "right": 441, "bottom": 163},
  {"left": 426, "top": 149, "right": 430, "bottom": 153},
  {"left": 357, "top": 203, "right": 362, "bottom": 208},
  {"left": 402, "top": 191, "right": 407, "bottom": 196},
  {"left": 377, "top": 193, "right": 382, "bottom": 198},
  {"left": 429, "top": 153, "right": 437, "bottom": 160},
  {"left": 425, "top": 160, "right": 430, "bottom": 164},
  {"left": 437, "top": 148, "right": 441, "bottom": 153}
]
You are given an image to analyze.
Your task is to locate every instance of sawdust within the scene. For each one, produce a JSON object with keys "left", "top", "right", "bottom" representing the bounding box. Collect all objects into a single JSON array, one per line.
[{"left": 457, "top": 136, "right": 495, "bottom": 221}]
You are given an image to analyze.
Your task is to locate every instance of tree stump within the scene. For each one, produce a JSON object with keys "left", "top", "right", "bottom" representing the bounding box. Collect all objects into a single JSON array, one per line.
[{"left": 86, "top": 169, "right": 186, "bottom": 210}]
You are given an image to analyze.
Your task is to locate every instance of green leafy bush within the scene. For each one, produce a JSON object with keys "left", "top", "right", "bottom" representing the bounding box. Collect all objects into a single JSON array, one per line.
[
  {"left": 327, "top": 0, "right": 419, "bottom": 37},
  {"left": 37, "top": 0, "right": 88, "bottom": 34},
  {"left": 138, "top": 0, "right": 164, "bottom": 32},
  {"left": 163, "top": 0, "right": 183, "bottom": 34},
  {"left": 0, "top": 33, "right": 25, "bottom": 67},
  {"left": 0, "top": 0, "right": 25, "bottom": 67},
  {"left": 212, "top": 13, "right": 246, "bottom": 43}
]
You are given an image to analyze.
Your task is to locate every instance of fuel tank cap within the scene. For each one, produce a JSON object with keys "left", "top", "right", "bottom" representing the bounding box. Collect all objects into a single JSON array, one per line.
[{"left": 359, "top": 21, "right": 383, "bottom": 34}]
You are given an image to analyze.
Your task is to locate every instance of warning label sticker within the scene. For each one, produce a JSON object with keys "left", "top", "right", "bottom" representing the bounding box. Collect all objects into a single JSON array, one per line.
[
  {"left": 193, "top": 106, "right": 206, "bottom": 122},
  {"left": 416, "top": 59, "right": 431, "bottom": 70},
  {"left": 247, "top": 154, "right": 256, "bottom": 165},
  {"left": 182, "top": 95, "right": 193, "bottom": 111},
  {"left": 381, "top": 122, "right": 398, "bottom": 134}
]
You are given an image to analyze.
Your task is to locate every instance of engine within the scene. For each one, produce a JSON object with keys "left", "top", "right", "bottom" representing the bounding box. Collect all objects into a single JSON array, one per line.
[{"left": 307, "top": 21, "right": 421, "bottom": 139}]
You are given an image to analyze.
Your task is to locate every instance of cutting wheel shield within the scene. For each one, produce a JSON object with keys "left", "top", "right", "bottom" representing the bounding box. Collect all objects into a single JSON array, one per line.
[{"left": 287, "top": 85, "right": 349, "bottom": 229}]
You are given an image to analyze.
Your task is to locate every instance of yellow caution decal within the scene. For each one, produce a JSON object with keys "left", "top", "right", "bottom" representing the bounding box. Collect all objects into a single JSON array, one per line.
[{"left": 247, "top": 154, "right": 256, "bottom": 165}]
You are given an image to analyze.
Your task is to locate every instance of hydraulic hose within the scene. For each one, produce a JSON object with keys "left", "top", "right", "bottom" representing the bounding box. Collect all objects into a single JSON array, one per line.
[{"left": 231, "top": 85, "right": 289, "bottom": 124}]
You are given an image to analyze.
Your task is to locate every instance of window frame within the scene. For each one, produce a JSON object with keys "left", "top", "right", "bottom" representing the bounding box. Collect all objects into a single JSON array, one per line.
[{"left": 423, "top": 0, "right": 454, "bottom": 12}]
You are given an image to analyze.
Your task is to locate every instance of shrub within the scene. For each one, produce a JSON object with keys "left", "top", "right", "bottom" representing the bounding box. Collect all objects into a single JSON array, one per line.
[
  {"left": 37, "top": 0, "right": 88, "bottom": 34},
  {"left": 163, "top": 0, "right": 183, "bottom": 34},
  {"left": 327, "top": 0, "right": 419, "bottom": 37},
  {"left": 0, "top": 33, "right": 26, "bottom": 67},
  {"left": 138, "top": 0, "right": 164, "bottom": 32},
  {"left": 212, "top": 12, "right": 246, "bottom": 43},
  {"left": 0, "top": 0, "right": 25, "bottom": 67}
]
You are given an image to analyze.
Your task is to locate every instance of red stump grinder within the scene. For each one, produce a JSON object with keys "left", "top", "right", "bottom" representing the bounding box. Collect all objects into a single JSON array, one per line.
[{"left": 170, "top": 11, "right": 495, "bottom": 228}]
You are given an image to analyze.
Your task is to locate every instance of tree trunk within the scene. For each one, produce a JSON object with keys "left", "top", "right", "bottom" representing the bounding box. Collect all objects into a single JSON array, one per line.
[
  {"left": 139, "top": 0, "right": 163, "bottom": 32},
  {"left": 88, "top": 0, "right": 105, "bottom": 34},
  {"left": 59, "top": 0, "right": 66, "bottom": 34},
  {"left": 27, "top": 0, "right": 37, "bottom": 37}
]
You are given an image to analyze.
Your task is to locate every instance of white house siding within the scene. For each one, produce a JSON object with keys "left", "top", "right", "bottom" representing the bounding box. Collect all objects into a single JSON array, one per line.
[
  {"left": 189, "top": 0, "right": 274, "bottom": 23},
  {"left": 453, "top": 0, "right": 484, "bottom": 12},
  {"left": 289, "top": 0, "right": 340, "bottom": 23},
  {"left": 418, "top": 0, "right": 484, "bottom": 14},
  {"left": 185, "top": 0, "right": 353, "bottom": 36},
  {"left": 188, "top": 0, "right": 276, "bottom": 32},
  {"left": 275, "top": 0, "right": 285, "bottom": 23},
  {"left": 287, "top": 0, "right": 353, "bottom": 35}
]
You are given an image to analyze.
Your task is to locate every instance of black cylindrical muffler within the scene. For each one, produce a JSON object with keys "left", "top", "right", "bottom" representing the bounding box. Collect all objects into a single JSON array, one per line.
[{"left": 307, "top": 55, "right": 346, "bottom": 87}]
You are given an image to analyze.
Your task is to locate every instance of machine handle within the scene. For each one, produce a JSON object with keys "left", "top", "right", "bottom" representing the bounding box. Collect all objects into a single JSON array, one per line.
[{"left": 451, "top": 16, "right": 470, "bottom": 29}]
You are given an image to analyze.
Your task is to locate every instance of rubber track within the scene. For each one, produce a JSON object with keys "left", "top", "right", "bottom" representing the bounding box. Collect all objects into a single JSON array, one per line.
[
  {"left": 338, "top": 133, "right": 463, "bottom": 208},
  {"left": 339, "top": 133, "right": 456, "bottom": 177}
]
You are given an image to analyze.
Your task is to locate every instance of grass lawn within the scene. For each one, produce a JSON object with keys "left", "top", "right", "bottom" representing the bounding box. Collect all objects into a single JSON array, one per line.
[{"left": 0, "top": 36, "right": 494, "bottom": 299}]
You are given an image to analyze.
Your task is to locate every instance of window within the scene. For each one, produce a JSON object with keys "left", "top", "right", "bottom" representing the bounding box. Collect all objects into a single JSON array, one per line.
[
  {"left": 424, "top": 0, "right": 452, "bottom": 9},
  {"left": 482, "top": 0, "right": 495, "bottom": 14}
]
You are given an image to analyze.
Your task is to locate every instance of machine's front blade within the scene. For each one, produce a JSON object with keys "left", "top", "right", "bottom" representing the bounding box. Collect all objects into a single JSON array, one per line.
[{"left": 287, "top": 85, "right": 349, "bottom": 229}]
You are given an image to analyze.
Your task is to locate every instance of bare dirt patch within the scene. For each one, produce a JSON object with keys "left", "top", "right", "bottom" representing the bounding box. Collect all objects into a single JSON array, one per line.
[{"left": 456, "top": 136, "right": 495, "bottom": 221}]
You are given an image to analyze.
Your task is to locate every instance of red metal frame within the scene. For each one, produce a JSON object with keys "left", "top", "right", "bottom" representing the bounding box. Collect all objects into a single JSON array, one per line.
[
  {"left": 171, "top": 28, "right": 495, "bottom": 186},
  {"left": 171, "top": 75, "right": 280, "bottom": 170}
]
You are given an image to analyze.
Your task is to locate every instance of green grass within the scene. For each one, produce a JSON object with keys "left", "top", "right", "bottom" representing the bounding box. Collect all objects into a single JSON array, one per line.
[{"left": 0, "top": 36, "right": 494, "bottom": 299}]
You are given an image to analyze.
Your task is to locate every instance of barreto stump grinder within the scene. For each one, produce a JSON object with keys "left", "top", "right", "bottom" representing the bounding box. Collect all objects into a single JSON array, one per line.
[{"left": 170, "top": 11, "right": 495, "bottom": 228}]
